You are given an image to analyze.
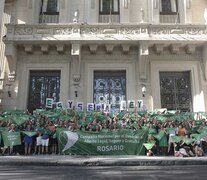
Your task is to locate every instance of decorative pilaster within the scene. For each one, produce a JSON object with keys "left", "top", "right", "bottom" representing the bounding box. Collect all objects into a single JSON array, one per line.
[
  {"left": 4, "top": 43, "right": 17, "bottom": 81},
  {"left": 138, "top": 42, "right": 149, "bottom": 81},
  {"left": 91, "top": 0, "right": 95, "bottom": 9},
  {"left": 10, "top": 0, "right": 17, "bottom": 24},
  {"left": 71, "top": 43, "right": 81, "bottom": 81},
  {"left": 27, "top": 0, "right": 33, "bottom": 9},
  {"left": 202, "top": 46, "right": 207, "bottom": 81}
]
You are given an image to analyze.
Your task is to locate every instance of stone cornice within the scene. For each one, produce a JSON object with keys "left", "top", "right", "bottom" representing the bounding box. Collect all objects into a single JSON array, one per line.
[{"left": 4, "top": 24, "right": 207, "bottom": 45}]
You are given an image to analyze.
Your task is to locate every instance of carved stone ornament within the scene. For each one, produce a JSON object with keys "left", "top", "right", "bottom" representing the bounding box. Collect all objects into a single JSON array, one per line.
[
  {"left": 15, "top": 28, "right": 33, "bottom": 35},
  {"left": 40, "top": 45, "right": 49, "bottom": 53},
  {"left": 73, "top": 74, "right": 81, "bottom": 82},
  {"left": 154, "top": 44, "right": 164, "bottom": 54},
  {"left": 121, "top": 44, "right": 130, "bottom": 54},
  {"left": 185, "top": 44, "right": 196, "bottom": 54},
  {"left": 56, "top": 44, "right": 65, "bottom": 53},
  {"left": 105, "top": 44, "right": 114, "bottom": 54},
  {"left": 170, "top": 44, "right": 180, "bottom": 54},
  {"left": 81, "top": 28, "right": 101, "bottom": 35},
  {"left": 89, "top": 44, "right": 98, "bottom": 54},
  {"left": 8, "top": 72, "right": 16, "bottom": 82},
  {"left": 24, "top": 44, "right": 33, "bottom": 54},
  {"left": 53, "top": 28, "right": 72, "bottom": 35}
]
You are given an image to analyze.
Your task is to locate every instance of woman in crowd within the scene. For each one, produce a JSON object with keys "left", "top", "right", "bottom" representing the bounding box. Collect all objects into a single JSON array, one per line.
[{"left": 23, "top": 124, "right": 33, "bottom": 155}]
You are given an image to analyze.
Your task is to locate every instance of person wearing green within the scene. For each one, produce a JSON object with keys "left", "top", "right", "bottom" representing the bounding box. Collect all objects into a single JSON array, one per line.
[
  {"left": 2, "top": 124, "right": 16, "bottom": 155},
  {"left": 23, "top": 124, "right": 33, "bottom": 155},
  {"left": 158, "top": 125, "right": 168, "bottom": 156}
]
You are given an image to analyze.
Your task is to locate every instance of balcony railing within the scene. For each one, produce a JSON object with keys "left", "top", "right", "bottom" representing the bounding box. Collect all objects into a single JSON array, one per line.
[
  {"left": 99, "top": 14, "right": 120, "bottom": 23},
  {"left": 160, "top": 13, "right": 180, "bottom": 24},
  {"left": 5, "top": 24, "right": 207, "bottom": 43},
  {"left": 39, "top": 13, "right": 59, "bottom": 24}
]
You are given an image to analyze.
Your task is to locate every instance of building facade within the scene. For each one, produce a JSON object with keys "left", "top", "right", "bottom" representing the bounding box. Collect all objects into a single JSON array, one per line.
[{"left": 0, "top": 0, "right": 207, "bottom": 112}]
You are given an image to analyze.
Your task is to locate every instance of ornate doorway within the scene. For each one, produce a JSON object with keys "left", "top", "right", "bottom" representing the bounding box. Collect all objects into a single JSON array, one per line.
[
  {"left": 94, "top": 70, "right": 126, "bottom": 112},
  {"left": 27, "top": 70, "right": 61, "bottom": 112},
  {"left": 160, "top": 71, "right": 192, "bottom": 111}
]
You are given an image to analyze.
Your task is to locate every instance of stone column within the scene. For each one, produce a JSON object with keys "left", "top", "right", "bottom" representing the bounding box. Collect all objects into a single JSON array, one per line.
[
  {"left": 137, "top": 42, "right": 150, "bottom": 110},
  {"left": 4, "top": 43, "right": 17, "bottom": 81},
  {"left": 151, "top": 0, "right": 159, "bottom": 23},
  {"left": 71, "top": 43, "right": 81, "bottom": 100},
  {"left": 202, "top": 46, "right": 207, "bottom": 81},
  {"left": 120, "top": 0, "right": 130, "bottom": 23},
  {"left": 10, "top": 0, "right": 17, "bottom": 24},
  {"left": 26, "top": 0, "right": 41, "bottom": 24}
]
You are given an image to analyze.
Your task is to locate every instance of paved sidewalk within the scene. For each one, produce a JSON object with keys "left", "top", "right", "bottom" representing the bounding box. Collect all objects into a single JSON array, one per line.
[{"left": 1, "top": 155, "right": 207, "bottom": 166}]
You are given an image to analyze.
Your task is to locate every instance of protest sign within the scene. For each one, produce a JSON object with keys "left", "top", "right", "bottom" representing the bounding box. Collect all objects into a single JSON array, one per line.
[
  {"left": 2, "top": 131, "right": 21, "bottom": 146},
  {"left": 46, "top": 98, "right": 53, "bottom": 109},
  {"left": 57, "top": 129, "right": 148, "bottom": 155}
]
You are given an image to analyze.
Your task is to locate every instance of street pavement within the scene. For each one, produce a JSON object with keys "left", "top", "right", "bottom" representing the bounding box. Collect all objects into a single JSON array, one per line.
[
  {"left": 1, "top": 155, "right": 207, "bottom": 166},
  {"left": 0, "top": 165, "right": 207, "bottom": 180}
]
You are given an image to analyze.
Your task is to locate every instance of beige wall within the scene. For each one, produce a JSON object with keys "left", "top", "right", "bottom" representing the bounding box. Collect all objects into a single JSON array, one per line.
[
  {"left": 3, "top": 0, "right": 207, "bottom": 24},
  {"left": 192, "top": 0, "right": 207, "bottom": 24}
]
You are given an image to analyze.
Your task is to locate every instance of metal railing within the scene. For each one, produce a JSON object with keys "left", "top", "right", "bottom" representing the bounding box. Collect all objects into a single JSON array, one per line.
[
  {"left": 39, "top": 14, "right": 59, "bottom": 24},
  {"left": 160, "top": 14, "right": 180, "bottom": 24},
  {"left": 99, "top": 14, "right": 120, "bottom": 23}
]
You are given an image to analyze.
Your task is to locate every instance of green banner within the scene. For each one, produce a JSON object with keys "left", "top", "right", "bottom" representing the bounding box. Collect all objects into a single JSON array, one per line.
[
  {"left": 21, "top": 131, "right": 37, "bottom": 137},
  {"left": 57, "top": 129, "right": 148, "bottom": 155},
  {"left": 2, "top": 131, "right": 21, "bottom": 146}
]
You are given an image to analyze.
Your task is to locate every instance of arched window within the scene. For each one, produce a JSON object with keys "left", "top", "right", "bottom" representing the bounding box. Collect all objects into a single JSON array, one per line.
[{"left": 160, "top": 0, "right": 178, "bottom": 14}]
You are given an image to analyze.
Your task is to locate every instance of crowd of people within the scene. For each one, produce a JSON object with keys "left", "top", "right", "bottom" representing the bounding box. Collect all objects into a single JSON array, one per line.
[{"left": 0, "top": 109, "right": 207, "bottom": 157}]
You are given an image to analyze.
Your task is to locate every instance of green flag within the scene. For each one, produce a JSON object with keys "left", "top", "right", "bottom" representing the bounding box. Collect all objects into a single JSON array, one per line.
[
  {"left": 138, "top": 111, "right": 147, "bottom": 117},
  {"left": 153, "top": 131, "right": 164, "bottom": 141},
  {"left": 22, "top": 131, "right": 37, "bottom": 137},
  {"left": 155, "top": 115, "right": 168, "bottom": 122},
  {"left": 172, "top": 136, "right": 184, "bottom": 143},
  {"left": 183, "top": 137, "right": 195, "bottom": 145},
  {"left": 143, "top": 142, "right": 155, "bottom": 150},
  {"left": 165, "top": 127, "right": 177, "bottom": 133},
  {"left": 148, "top": 128, "right": 157, "bottom": 134},
  {"left": 2, "top": 131, "right": 21, "bottom": 146},
  {"left": 191, "top": 133, "right": 207, "bottom": 140},
  {"left": 0, "top": 127, "right": 8, "bottom": 132},
  {"left": 12, "top": 115, "right": 29, "bottom": 125}
]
